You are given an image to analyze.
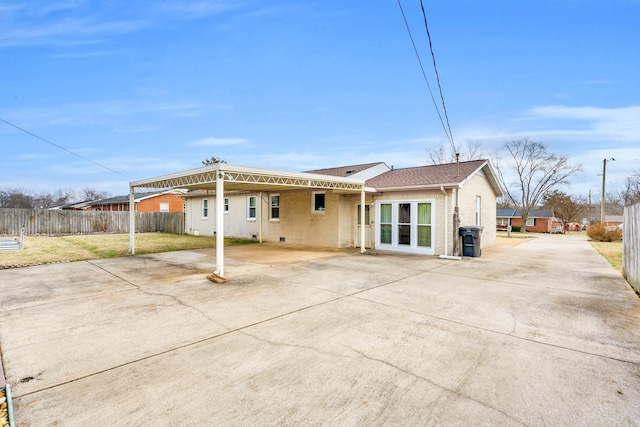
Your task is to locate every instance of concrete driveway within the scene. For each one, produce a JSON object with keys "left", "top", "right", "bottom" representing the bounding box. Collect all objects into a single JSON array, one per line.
[{"left": 1, "top": 235, "right": 639, "bottom": 426}]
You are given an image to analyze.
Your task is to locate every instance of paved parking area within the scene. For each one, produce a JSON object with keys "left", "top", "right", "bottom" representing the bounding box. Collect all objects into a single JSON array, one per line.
[{"left": 1, "top": 235, "right": 639, "bottom": 426}]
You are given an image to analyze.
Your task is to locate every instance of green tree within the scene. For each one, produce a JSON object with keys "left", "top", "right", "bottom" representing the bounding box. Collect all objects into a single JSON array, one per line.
[
  {"left": 202, "top": 156, "right": 227, "bottom": 166},
  {"left": 543, "top": 190, "right": 585, "bottom": 232}
]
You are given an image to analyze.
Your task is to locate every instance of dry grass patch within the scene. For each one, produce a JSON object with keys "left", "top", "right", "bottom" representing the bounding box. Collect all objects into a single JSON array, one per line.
[
  {"left": 0, "top": 233, "right": 254, "bottom": 267},
  {"left": 589, "top": 240, "right": 623, "bottom": 273},
  {"left": 496, "top": 235, "right": 533, "bottom": 246}
]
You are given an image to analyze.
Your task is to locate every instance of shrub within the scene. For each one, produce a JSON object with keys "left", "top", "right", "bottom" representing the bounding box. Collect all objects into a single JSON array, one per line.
[
  {"left": 587, "top": 223, "right": 623, "bottom": 242},
  {"left": 510, "top": 226, "right": 521, "bottom": 232}
]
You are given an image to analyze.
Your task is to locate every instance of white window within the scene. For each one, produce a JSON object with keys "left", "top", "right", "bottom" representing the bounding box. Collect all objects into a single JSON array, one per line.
[
  {"left": 526, "top": 218, "right": 535, "bottom": 226},
  {"left": 497, "top": 217, "right": 509, "bottom": 226},
  {"left": 159, "top": 202, "right": 169, "bottom": 212},
  {"left": 475, "top": 196, "right": 481, "bottom": 226},
  {"left": 379, "top": 203, "right": 392, "bottom": 244},
  {"left": 312, "top": 192, "right": 325, "bottom": 213},
  {"left": 270, "top": 194, "right": 280, "bottom": 220},
  {"left": 247, "top": 196, "right": 256, "bottom": 220},
  {"left": 202, "top": 199, "right": 208, "bottom": 219},
  {"left": 224, "top": 198, "right": 229, "bottom": 214}
]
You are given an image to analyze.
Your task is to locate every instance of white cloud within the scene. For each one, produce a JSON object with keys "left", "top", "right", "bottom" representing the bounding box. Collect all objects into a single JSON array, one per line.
[
  {"left": 526, "top": 105, "right": 640, "bottom": 143},
  {"left": 159, "top": 1, "right": 250, "bottom": 17},
  {"left": 0, "top": 17, "right": 146, "bottom": 47},
  {"left": 188, "top": 137, "right": 248, "bottom": 147}
]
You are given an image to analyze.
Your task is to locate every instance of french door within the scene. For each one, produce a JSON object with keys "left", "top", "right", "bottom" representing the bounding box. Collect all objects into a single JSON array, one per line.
[{"left": 376, "top": 200, "right": 434, "bottom": 254}]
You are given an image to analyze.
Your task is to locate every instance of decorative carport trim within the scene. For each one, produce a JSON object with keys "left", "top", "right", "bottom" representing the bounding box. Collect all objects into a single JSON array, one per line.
[{"left": 129, "top": 163, "right": 372, "bottom": 279}]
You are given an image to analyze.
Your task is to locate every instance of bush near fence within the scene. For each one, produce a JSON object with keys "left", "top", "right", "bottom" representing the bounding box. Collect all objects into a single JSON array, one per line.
[
  {"left": 0, "top": 209, "right": 185, "bottom": 235},
  {"left": 623, "top": 202, "right": 639, "bottom": 294}
]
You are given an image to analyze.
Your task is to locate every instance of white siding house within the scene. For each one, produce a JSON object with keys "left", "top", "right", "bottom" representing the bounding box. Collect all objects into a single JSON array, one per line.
[{"left": 177, "top": 160, "right": 502, "bottom": 256}]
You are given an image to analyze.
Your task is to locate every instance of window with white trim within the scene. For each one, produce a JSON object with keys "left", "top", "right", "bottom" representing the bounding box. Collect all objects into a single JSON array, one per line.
[
  {"left": 159, "top": 202, "right": 169, "bottom": 212},
  {"left": 312, "top": 192, "right": 325, "bottom": 213},
  {"left": 497, "top": 217, "right": 509, "bottom": 226},
  {"left": 270, "top": 194, "right": 280, "bottom": 220},
  {"left": 379, "top": 203, "right": 392, "bottom": 244},
  {"left": 526, "top": 218, "right": 535, "bottom": 227},
  {"left": 202, "top": 199, "right": 209, "bottom": 219},
  {"left": 247, "top": 196, "right": 256, "bottom": 220}
]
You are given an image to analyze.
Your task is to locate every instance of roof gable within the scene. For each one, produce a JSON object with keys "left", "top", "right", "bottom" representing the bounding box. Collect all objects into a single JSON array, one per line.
[{"left": 365, "top": 160, "right": 494, "bottom": 190}]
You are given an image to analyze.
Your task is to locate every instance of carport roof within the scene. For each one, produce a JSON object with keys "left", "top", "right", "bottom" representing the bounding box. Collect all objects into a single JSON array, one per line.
[{"left": 130, "top": 163, "right": 372, "bottom": 194}]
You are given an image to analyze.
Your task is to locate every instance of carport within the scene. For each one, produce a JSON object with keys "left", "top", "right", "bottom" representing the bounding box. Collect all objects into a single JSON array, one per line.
[{"left": 129, "top": 163, "right": 371, "bottom": 278}]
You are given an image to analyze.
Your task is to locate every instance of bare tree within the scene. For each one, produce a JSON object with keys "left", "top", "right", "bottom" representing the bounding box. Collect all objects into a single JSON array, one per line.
[
  {"left": 34, "top": 188, "right": 77, "bottom": 208},
  {"left": 80, "top": 187, "right": 109, "bottom": 201},
  {"left": 426, "top": 139, "right": 484, "bottom": 165},
  {"left": 495, "top": 138, "right": 582, "bottom": 232},
  {"left": 0, "top": 188, "right": 35, "bottom": 208},
  {"left": 621, "top": 170, "right": 640, "bottom": 206}
]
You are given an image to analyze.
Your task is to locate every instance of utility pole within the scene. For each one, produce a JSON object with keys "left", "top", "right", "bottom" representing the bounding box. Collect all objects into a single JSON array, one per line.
[{"left": 600, "top": 158, "right": 615, "bottom": 224}]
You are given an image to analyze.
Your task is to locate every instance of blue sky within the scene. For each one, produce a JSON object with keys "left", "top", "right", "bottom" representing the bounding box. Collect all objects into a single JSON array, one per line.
[{"left": 1, "top": 0, "right": 639, "bottom": 199}]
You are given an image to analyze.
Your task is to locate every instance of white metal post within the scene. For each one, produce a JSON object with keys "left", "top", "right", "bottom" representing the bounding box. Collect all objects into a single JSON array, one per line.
[
  {"left": 129, "top": 187, "right": 135, "bottom": 254},
  {"left": 360, "top": 187, "right": 366, "bottom": 254},
  {"left": 215, "top": 171, "right": 225, "bottom": 277}
]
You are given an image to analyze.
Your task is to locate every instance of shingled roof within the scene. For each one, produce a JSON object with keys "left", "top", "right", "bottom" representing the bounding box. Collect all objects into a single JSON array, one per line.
[
  {"left": 365, "top": 159, "right": 490, "bottom": 189},
  {"left": 306, "top": 162, "right": 386, "bottom": 178}
]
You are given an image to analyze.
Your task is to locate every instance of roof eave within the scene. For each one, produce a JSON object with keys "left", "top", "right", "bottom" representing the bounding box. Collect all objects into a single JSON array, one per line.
[{"left": 372, "top": 183, "right": 462, "bottom": 192}]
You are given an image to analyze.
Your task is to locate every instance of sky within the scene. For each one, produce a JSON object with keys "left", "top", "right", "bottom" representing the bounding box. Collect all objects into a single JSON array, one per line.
[{"left": 1, "top": 0, "right": 639, "bottom": 200}]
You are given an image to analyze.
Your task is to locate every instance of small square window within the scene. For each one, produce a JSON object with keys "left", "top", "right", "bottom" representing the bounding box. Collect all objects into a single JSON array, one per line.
[{"left": 313, "top": 192, "right": 325, "bottom": 212}]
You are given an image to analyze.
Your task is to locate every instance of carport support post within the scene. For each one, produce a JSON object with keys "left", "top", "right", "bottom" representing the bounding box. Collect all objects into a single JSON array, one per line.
[
  {"left": 215, "top": 171, "right": 225, "bottom": 277},
  {"left": 360, "top": 187, "right": 366, "bottom": 254},
  {"left": 129, "top": 186, "right": 135, "bottom": 255}
]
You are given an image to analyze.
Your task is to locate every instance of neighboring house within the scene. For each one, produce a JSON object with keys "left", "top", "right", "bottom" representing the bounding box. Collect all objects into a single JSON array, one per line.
[
  {"left": 496, "top": 208, "right": 554, "bottom": 233},
  {"left": 175, "top": 160, "right": 502, "bottom": 256},
  {"left": 47, "top": 199, "right": 98, "bottom": 210},
  {"left": 90, "top": 190, "right": 185, "bottom": 212},
  {"left": 604, "top": 215, "right": 623, "bottom": 228}
]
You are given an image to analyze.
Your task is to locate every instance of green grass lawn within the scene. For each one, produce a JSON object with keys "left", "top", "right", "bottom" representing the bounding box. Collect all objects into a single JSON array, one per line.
[{"left": 0, "top": 233, "right": 255, "bottom": 267}]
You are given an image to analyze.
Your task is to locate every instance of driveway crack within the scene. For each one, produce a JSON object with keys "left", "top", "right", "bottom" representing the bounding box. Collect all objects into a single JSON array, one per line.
[
  {"left": 347, "top": 348, "right": 529, "bottom": 427},
  {"left": 138, "top": 288, "right": 231, "bottom": 331}
]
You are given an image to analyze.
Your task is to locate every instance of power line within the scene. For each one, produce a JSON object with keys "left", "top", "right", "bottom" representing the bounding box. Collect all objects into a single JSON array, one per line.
[
  {"left": 419, "top": 0, "right": 455, "bottom": 150},
  {"left": 397, "top": 0, "right": 455, "bottom": 150},
  {"left": 0, "top": 118, "right": 130, "bottom": 179}
]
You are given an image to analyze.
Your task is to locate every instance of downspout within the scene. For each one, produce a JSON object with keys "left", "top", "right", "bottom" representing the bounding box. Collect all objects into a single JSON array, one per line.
[
  {"left": 129, "top": 186, "right": 135, "bottom": 255},
  {"left": 214, "top": 170, "right": 225, "bottom": 278}
]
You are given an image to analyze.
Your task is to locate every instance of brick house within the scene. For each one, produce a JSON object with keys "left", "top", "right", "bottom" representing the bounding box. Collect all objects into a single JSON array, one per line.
[
  {"left": 496, "top": 208, "right": 554, "bottom": 233},
  {"left": 89, "top": 190, "right": 185, "bottom": 212}
]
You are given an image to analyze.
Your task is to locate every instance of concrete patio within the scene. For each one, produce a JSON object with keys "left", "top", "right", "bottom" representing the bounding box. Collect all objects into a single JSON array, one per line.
[{"left": 0, "top": 235, "right": 639, "bottom": 425}]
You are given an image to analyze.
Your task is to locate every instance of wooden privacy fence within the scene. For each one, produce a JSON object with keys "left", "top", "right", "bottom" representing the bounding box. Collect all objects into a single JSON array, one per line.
[
  {"left": 0, "top": 209, "right": 185, "bottom": 236},
  {"left": 623, "top": 201, "right": 639, "bottom": 293}
]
